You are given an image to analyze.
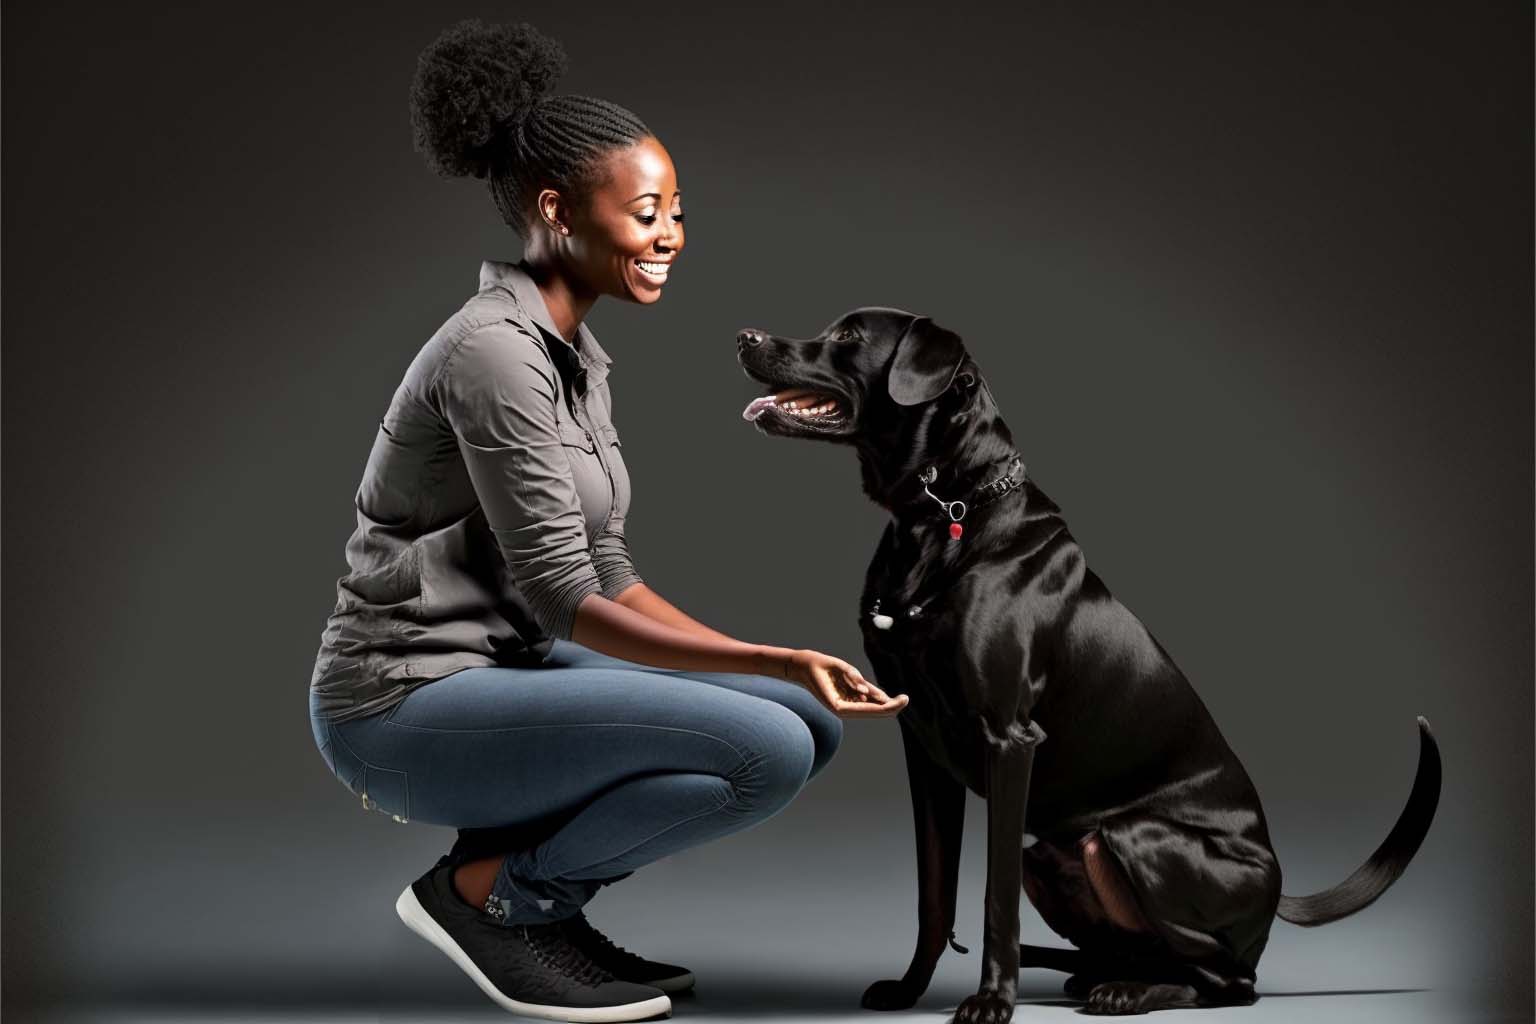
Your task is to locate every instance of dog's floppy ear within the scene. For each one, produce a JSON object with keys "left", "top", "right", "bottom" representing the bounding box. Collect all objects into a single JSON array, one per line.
[{"left": 887, "top": 316, "right": 967, "bottom": 406}]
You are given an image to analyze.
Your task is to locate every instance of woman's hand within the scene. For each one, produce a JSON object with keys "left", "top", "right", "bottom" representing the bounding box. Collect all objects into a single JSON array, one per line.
[{"left": 784, "top": 649, "right": 908, "bottom": 718}]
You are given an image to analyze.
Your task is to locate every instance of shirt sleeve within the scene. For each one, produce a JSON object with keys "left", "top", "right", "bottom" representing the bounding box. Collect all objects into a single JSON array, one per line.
[
  {"left": 593, "top": 515, "right": 643, "bottom": 599},
  {"left": 432, "top": 321, "right": 603, "bottom": 641},
  {"left": 590, "top": 384, "right": 644, "bottom": 600}
]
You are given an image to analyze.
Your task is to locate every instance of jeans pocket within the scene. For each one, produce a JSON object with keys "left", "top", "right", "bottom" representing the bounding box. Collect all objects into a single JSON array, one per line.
[
  {"left": 327, "top": 719, "right": 412, "bottom": 823},
  {"left": 310, "top": 712, "right": 336, "bottom": 775}
]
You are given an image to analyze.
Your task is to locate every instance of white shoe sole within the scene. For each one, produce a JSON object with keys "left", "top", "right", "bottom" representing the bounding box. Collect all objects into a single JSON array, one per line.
[{"left": 395, "top": 883, "right": 673, "bottom": 1022}]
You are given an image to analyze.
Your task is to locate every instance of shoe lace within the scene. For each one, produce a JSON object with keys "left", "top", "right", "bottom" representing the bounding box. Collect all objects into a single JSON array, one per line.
[
  {"left": 521, "top": 922, "right": 616, "bottom": 986},
  {"left": 563, "top": 911, "right": 640, "bottom": 967}
]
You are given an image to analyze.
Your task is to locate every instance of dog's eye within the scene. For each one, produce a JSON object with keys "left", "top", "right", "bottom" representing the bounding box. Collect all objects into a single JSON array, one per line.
[{"left": 832, "top": 326, "right": 859, "bottom": 342}]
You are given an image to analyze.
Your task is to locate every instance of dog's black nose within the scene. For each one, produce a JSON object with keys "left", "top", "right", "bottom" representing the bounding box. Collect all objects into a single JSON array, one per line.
[{"left": 737, "top": 329, "right": 765, "bottom": 349}]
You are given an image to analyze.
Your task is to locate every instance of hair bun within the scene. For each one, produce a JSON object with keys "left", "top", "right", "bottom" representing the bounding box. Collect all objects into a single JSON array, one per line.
[{"left": 409, "top": 19, "right": 568, "bottom": 180}]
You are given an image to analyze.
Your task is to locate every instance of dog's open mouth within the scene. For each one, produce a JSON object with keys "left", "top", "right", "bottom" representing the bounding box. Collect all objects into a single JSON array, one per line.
[{"left": 742, "top": 387, "right": 848, "bottom": 427}]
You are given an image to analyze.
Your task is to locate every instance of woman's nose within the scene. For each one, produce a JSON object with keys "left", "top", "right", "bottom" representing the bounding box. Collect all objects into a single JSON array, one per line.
[
  {"left": 658, "top": 217, "right": 683, "bottom": 251},
  {"left": 738, "top": 329, "right": 766, "bottom": 349}
]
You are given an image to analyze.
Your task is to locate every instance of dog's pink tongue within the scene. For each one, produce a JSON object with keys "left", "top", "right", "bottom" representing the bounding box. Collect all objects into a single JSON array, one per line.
[{"left": 742, "top": 395, "right": 778, "bottom": 421}]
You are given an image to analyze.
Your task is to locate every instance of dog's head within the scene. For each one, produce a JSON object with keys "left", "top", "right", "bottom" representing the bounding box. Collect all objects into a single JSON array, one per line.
[{"left": 737, "top": 307, "right": 1008, "bottom": 508}]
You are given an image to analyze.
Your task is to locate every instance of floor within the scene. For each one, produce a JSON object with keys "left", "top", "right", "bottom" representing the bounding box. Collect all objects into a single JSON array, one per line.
[{"left": 19, "top": 978, "right": 1524, "bottom": 1024}]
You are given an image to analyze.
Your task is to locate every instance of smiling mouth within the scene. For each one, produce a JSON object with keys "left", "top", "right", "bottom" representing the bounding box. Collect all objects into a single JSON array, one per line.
[
  {"left": 741, "top": 387, "right": 848, "bottom": 427},
  {"left": 634, "top": 258, "right": 671, "bottom": 284}
]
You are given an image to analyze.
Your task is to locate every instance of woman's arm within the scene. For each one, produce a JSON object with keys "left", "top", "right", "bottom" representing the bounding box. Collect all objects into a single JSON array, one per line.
[
  {"left": 431, "top": 323, "right": 811, "bottom": 686},
  {"left": 612, "top": 582, "right": 737, "bottom": 643},
  {"left": 572, "top": 589, "right": 794, "bottom": 679}
]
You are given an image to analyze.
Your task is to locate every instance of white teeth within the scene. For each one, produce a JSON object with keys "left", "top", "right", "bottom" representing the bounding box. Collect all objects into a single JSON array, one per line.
[
  {"left": 777, "top": 397, "right": 838, "bottom": 417},
  {"left": 636, "top": 260, "right": 670, "bottom": 276}
]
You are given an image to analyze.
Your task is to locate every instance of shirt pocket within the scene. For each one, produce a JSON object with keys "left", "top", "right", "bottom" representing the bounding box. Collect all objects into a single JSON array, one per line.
[
  {"left": 557, "top": 420, "right": 607, "bottom": 538},
  {"left": 598, "top": 424, "right": 632, "bottom": 517},
  {"left": 557, "top": 419, "right": 597, "bottom": 455}
]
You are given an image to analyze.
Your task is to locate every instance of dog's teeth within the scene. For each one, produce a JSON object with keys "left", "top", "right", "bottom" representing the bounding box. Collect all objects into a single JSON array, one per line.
[{"left": 769, "top": 393, "right": 841, "bottom": 419}]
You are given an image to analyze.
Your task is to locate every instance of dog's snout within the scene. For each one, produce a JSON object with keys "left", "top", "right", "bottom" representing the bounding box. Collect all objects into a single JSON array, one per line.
[{"left": 737, "top": 329, "right": 766, "bottom": 349}]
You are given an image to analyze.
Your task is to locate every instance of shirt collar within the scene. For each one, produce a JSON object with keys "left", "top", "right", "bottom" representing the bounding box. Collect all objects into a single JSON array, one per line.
[{"left": 477, "top": 258, "right": 613, "bottom": 380}]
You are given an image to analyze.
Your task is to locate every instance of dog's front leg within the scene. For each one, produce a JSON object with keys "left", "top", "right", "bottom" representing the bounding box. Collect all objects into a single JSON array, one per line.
[
  {"left": 955, "top": 717, "right": 1045, "bottom": 1024},
  {"left": 862, "top": 713, "right": 966, "bottom": 1011}
]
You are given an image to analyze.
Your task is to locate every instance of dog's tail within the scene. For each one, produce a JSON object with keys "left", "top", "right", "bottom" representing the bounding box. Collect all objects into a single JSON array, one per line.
[{"left": 1274, "top": 715, "right": 1441, "bottom": 927}]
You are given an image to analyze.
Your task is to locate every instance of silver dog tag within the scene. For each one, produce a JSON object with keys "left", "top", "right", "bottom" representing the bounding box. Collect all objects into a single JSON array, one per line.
[{"left": 870, "top": 598, "right": 894, "bottom": 630}]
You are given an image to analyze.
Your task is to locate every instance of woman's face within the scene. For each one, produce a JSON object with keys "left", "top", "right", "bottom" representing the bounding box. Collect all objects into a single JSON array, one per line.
[{"left": 557, "top": 136, "right": 685, "bottom": 304}]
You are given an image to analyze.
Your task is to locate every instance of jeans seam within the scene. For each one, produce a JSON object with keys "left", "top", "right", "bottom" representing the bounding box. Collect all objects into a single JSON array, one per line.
[
  {"left": 730, "top": 748, "right": 769, "bottom": 791},
  {"left": 380, "top": 719, "right": 752, "bottom": 765},
  {"left": 324, "top": 721, "right": 362, "bottom": 791},
  {"left": 521, "top": 784, "right": 738, "bottom": 884},
  {"left": 330, "top": 717, "right": 409, "bottom": 777},
  {"left": 330, "top": 726, "right": 410, "bottom": 818},
  {"left": 322, "top": 724, "right": 351, "bottom": 792}
]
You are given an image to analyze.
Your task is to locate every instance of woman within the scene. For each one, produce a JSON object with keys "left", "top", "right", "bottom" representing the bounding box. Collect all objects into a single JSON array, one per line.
[{"left": 307, "top": 19, "right": 908, "bottom": 1022}]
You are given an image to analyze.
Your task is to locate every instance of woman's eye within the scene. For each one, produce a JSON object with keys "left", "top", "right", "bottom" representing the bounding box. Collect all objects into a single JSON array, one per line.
[
  {"left": 635, "top": 214, "right": 657, "bottom": 225},
  {"left": 672, "top": 212, "right": 685, "bottom": 222}
]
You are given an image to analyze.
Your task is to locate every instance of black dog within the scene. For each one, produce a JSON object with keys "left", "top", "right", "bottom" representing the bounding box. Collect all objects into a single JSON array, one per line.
[{"left": 735, "top": 309, "right": 1440, "bottom": 1019}]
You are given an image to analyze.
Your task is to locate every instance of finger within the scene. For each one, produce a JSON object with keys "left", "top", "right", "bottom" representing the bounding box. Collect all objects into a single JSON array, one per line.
[
  {"left": 828, "top": 668, "right": 867, "bottom": 697},
  {"left": 830, "top": 658, "right": 862, "bottom": 680},
  {"left": 839, "top": 667, "right": 874, "bottom": 695},
  {"left": 831, "top": 695, "right": 875, "bottom": 715},
  {"left": 840, "top": 702, "right": 902, "bottom": 718},
  {"left": 838, "top": 694, "right": 908, "bottom": 717},
  {"left": 846, "top": 673, "right": 891, "bottom": 700}
]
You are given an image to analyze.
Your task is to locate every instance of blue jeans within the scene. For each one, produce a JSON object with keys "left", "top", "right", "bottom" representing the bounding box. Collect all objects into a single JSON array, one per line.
[{"left": 309, "top": 639, "right": 843, "bottom": 925}]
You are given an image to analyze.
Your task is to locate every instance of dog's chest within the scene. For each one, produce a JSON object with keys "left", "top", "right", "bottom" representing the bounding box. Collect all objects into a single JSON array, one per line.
[
  {"left": 860, "top": 562, "right": 992, "bottom": 788},
  {"left": 860, "top": 524, "right": 1031, "bottom": 794},
  {"left": 860, "top": 526, "right": 966, "bottom": 681},
  {"left": 868, "top": 620, "right": 990, "bottom": 793}
]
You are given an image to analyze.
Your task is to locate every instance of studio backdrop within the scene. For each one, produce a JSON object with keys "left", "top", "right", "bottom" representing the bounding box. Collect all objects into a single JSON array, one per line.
[{"left": 3, "top": 1, "right": 1530, "bottom": 1021}]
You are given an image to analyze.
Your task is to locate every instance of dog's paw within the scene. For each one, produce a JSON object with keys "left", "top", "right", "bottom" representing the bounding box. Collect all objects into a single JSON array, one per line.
[
  {"left": 1081, "top": 980, "right": 1199, "bottom": 1015},
  {"left": 951, "top": 989, "right": 1015, "bottom": 1024},
  {"left": 861, "top": 978, "right": 923, "bottom": 1011}
]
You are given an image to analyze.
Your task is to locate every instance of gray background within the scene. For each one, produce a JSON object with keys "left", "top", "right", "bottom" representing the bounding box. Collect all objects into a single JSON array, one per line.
[{"left": 4, "top": 1, "right": 1530, "bottom": 1021}]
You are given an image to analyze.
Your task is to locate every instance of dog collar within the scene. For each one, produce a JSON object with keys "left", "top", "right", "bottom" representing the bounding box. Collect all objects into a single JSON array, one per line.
[
  {"left": 868, "top": 455, "right": 1027, "bottom": 631},
  {"left": 917, "top": 454, "right": 1026, "bottom": 541}
]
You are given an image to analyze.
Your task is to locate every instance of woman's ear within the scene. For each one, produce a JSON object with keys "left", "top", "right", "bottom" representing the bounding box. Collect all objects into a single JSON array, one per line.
[
  {"left": 887, "top": 316, "right": 967, "bottom": 406},
  {"left": 538, "top": 188, "right": 572, "bottom": 235}
]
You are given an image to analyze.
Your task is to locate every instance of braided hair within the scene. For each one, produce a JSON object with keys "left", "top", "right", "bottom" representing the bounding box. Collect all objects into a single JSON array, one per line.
[{"left": 409, "top": 19, "right": 652, "bottom": 236}]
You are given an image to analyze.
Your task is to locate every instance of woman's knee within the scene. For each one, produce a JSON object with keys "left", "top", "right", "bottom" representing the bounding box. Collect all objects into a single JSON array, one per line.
[
  {"left": 767, "top": 683, "right": 843, "bottom": 780},
  {"left": 673, "top": 669, "right": 846, "bottom": 780},
  {"left": 739, "top": 676, "right": 844, "bottom": 779},
  {"left": 726, "top": 703, "right": 817, "bottom": 812},
  {"left": 805, "top": 701, "right": 843, "bottom": 778}
]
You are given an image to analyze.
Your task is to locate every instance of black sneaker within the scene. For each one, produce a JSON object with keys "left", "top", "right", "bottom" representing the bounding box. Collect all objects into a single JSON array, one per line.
[
  {"left": 558, "top": 910, "right": 695, "bottom": 994},
  {"left": 394, "top": 858, "right": 672, "bottom": 1021}
]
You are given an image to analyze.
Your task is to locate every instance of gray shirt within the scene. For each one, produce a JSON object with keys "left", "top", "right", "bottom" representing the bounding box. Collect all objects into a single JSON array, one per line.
[{"left": 310, "top": 258, "right": 643, "bottom": 723}]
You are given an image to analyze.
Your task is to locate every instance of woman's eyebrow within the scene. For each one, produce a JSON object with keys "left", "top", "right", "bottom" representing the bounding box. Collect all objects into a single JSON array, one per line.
[{"left": 627, "top": 190, "right": 683, "bottom": 202}]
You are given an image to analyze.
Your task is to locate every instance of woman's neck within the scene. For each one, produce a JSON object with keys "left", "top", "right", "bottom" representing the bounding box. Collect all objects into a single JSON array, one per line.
[{"left": 519, "top": 254, "right": 596, "bottom": 344}]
